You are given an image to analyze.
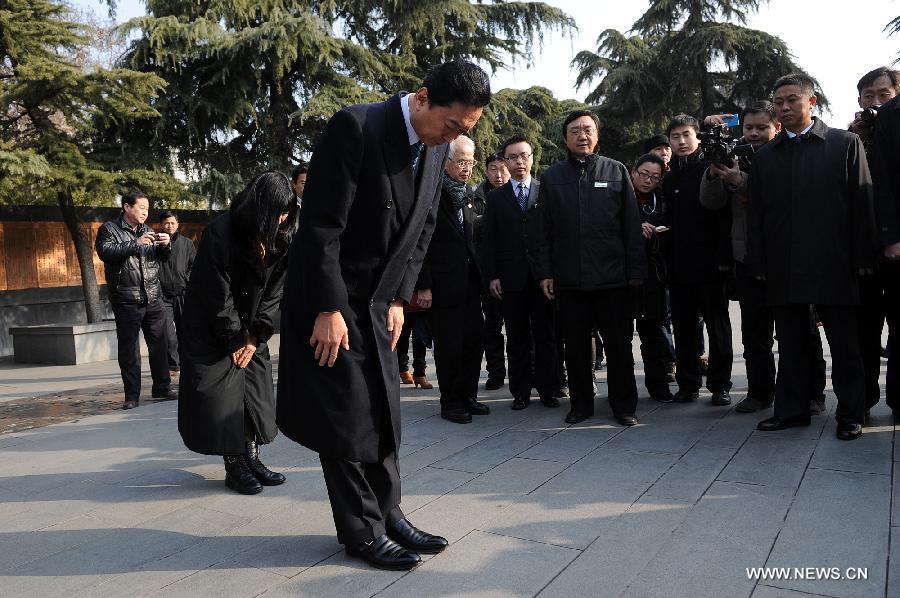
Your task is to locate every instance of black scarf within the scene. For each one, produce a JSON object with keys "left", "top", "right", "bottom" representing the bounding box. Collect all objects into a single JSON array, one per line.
[{"left": 441, "top": 171, "right": 468, "bottom": 210}]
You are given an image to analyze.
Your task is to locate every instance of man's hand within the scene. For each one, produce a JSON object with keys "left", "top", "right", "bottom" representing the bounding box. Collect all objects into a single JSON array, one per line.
[
  {"left": 231, "top": 334, "right": 258, "bottom": 369},
  {"left": 310, "top": 311, "right": 350, "bottom": 367},
  {"left": 489, "top": 279, "right": 502, "bottom": 300},
  {"left": 703, "top": 114, "right": 731, "bottom": 127},
  {"left": 884, "top": 242, "right": 900, "bottom": 260},
  {"left": 387, "top": 300, "right": 405, "bottom": 351},
  {"left": 417, "top": 289, "right": 433, "bottom": 309},
  {"left": 641, "top": 222, "right": 655, "bottom": 239},
  {"left": 137, "top": 232, "right": 155, "bottom": 247},
  {"left": 709, "top": 159, "right": 743, "bottom": 188},
  {"left": 539, "top": 278, "right": 554, "bottom": 300},
  {"left": 154, "top": 232, "right": 171, "bottom": 246},
  {"left": 849, "top": 113, "right": 873, "bottom": 143}
]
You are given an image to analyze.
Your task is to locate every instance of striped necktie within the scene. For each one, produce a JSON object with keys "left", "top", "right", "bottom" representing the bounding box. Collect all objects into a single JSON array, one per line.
[{"left": 516, "top": 182, "right": 528, "bottom": 212}]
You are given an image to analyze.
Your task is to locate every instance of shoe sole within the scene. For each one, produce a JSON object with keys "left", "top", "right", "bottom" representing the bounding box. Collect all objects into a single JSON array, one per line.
[
  {"left": 225, "top": 478, "right": 263, "bottom": 495},
  {"left": 346, "top": 551, "right": 422, "bottom": 570}
]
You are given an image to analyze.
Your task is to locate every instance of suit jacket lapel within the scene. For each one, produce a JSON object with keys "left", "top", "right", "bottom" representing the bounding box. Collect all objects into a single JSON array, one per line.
[
  {"left": 527, "top": 180, "right": 540, "bottom": 211},
  {"left": 382, "top": 93, "right": 414, "bottom": 222}
]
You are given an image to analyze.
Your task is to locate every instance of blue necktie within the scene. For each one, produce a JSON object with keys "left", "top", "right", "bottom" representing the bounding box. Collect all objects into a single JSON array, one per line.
[
  {"left": 411, "top": 141, "right": 424, "bottom": 170},
  {"left": 516, "top": 182, "right": 528, "bottom": 213}
]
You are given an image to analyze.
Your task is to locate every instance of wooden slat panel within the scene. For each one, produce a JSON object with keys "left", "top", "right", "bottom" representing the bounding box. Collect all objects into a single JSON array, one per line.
[
  {"left": 37, "top": 223, "right": 68, "bottom": 288},
  {"left": 62, "top": 224, "right": 81, "bottom": 286},
  {"left": 90, "top": 223, "right": 106, "bottom": 286},
  {"left": 0, "top": 223, "right": 7, "bottom": 291},
  {"left": 4, "top": 223, "right": 39, "bottom": 290}
]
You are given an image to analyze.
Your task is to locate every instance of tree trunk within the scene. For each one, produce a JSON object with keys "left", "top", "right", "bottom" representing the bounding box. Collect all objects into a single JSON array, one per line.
[{"left": 57, "top": 188, "right": 104, "bottom": 323}]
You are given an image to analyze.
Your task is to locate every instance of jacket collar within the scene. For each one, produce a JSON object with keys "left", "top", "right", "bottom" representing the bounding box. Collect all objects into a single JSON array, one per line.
[
  {"left": 118, "top": 214, "right": 144, "bottom": 235},
  {"left": 773, "top": 116, "right": 828, "bottom": 146}
]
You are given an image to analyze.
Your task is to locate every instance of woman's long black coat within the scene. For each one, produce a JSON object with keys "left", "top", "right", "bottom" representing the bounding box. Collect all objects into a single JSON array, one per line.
[{"left": 177, "top": 212, "right": 288, "bottom": 456}]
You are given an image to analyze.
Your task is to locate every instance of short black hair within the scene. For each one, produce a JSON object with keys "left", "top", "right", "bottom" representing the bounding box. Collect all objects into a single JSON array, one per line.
[
  {"left": 422, "top": 60, "right": 491, "bottom": 108},
  {"left": 158, "top": 210, "right": 178, "bottom": 223},
  {"left": 562, "top": 110, "right": 601, "bottom": 140},
  {"left": 666, "top": 114, "right": 699, "bottom": 136},
  {"left": 121, "top": 191, "right": 148, "bottom": 208},
  {"left": 857, "top": 66, "right": 900, "bottom": 94},
  {"left": 634, "top": 153, "right": 666, "bottom": 172},
  {"left": 291, "top": 161, "right": 309, "bottom": 183},
  {"left": 484, "top": 152, "right": 505, "bottom": 168},
  {"left": 772, "top": 72, "right": 816, "bottom": 96},
  {"left": 500, "top": 136, "right": 532, "bottom": 158},
  {"left": 741, "top": 100, "right": 777, "bottom": 124}
]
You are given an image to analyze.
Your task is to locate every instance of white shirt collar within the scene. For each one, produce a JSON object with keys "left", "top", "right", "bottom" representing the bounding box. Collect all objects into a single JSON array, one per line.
[
  {"left": 510, "top": 176, "right": 531, "bottom": 193},
  {"left": 400, "top": 93, "right": 419, "bottom": 146},
  {"left": 785, "top": 120, "right": 815, "bottom": 138}
]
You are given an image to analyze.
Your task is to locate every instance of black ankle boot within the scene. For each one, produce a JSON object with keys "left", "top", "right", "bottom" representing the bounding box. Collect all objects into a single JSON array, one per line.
[
  {"left": 223, "top": 454, "right": 263, "bottom": 495},
  {"left": 245, "top": 440, "right": 286, "bottom": 486}
]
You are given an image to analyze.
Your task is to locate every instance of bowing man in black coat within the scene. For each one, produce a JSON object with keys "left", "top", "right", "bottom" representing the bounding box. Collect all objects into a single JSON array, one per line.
[
  {"left": 483, "top": 136, "right": 559, "bottom": 410},
  {"left": 276, "top": 61, "right": 491, "bottom": 571},
  {"left": 178, "top": 172, "right": 298, "bottom": 495},
  {"left": 415, "top": 135, "right": 488, "bottom": 424},
  {"left": 749, "top": 73, "right": 877, "bottom": 441}
]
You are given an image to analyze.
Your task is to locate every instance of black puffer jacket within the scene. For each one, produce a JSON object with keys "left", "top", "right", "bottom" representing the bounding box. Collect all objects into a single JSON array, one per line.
[{"left": 95, "top": 215, "right": 170, "bottom": 305}]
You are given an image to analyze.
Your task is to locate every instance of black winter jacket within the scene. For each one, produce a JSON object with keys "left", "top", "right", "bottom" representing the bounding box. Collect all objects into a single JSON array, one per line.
[
  {"left": 95, "top": 215, "right": 170, "bottom": 305},
  {"left": 532, "top": 154, "right": 646, "bottom": 291},
  {"left": 159, "top": 233, "right": 196, "bottom": 297}
]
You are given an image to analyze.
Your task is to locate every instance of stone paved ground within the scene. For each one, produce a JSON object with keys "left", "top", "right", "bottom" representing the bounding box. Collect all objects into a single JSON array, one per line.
[{"left": 0, "top": 307, "right": 896, "bottom": 598}]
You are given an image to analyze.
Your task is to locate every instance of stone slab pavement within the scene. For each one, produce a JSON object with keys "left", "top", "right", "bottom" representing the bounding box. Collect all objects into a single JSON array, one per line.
[{"left": 0, "top": 305, "right": 896, "bottom": 597}]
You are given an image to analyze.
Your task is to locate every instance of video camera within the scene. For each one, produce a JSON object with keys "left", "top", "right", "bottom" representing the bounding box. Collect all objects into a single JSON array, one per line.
[{"left": 698, "top": 124, "right": 755, "bottom": 168}]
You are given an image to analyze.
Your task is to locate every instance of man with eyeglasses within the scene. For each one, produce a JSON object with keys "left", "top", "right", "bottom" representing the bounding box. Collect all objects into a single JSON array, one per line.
[
  {"left": 472, "top": 152, "right": 510, "bottom": 391},
  {"left": 532, "top": 110, "right": 645, "bottom": 426},
  {"left": 482, "top": 136, "right": 559, "bottom": 411}
]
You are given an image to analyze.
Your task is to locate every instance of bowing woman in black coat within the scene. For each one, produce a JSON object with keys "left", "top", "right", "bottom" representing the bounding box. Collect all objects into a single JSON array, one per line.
[{"left": 178, "top": 171, "right": 299, "bottom": 495}]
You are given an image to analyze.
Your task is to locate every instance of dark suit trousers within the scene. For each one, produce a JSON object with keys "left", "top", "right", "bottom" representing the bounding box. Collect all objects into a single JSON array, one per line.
[
  {"left": 636, "top": 318, "right": 670, "bottom": 397},
  {"left": 112, "top": 299, "right": 171, "bottom": 401},
  {"left": 670, "top": 282, "right": 733, "bottom": 393},
  {"left": 733, "top": 263, "right": 775, "bottom": 399},
  {"left": 774, "top": 305, "right": 865, "bottom": 423},
  {"left": 501, "top": 279, "right": 557, "bottom": 399},
  {"left": 162, "top": 294, "right": 184, "bottom": 370},
  {"left": 481, "top": 293, "right": 506, "bottom": 380},
  {"left": 884, "top": 265, "right": 900, "bottom": 411},
  {"left": 428, "top": 270, "right": 485, "bottom": 410},
  {"left": 857, "top": 269, "right": 894, "bottom": 409},
  {"left": 559, "top": 288, "right": 638, "bottom": 417},
  {"left": 397, "top": 312, "right": 427, "bottom": 377}
]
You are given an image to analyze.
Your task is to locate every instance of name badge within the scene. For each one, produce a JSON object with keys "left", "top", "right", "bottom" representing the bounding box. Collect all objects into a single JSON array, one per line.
[{"left": 594, "top": 182, "right": 608, "bottom": 188}]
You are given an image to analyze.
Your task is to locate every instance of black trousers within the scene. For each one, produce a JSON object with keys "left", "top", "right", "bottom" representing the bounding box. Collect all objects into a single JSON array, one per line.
[
  {"left": 733, "top": 263, "right": 775, "bottom": 399},
  {"left": 427, "top": 273, "right": 484, "bottom": 411},
  {"left": 112, "top": 299, "right": 171, "bottom": 402},
  {"left": 670, "top": 282, "right": 733, "bottom": 393},
  {"left": 636, "top": 318, "right": 670, "bottom": 397},
  {"left": 501, "top": 279, "right": 557, "bottom": 399},
  {"left": 857, "top": 267, "right": 900, "bottom": 410},
  {"left": 774, "top": 304, "right": 865, "bottom": 423},
  {"left": 481, "top": 293, "right": 506, "bottom": 381},
  {"left": 884, "top": 265, "right": 900, "bottom": 412},
  {"left": 397, "top": 312, "right": 427, "bottom": 377},
  {"left": 162, "top": 294, "right": 184, "bottom": 370},
  {"left": 558, "top": 287, "right": 638, "bottom": 417}
]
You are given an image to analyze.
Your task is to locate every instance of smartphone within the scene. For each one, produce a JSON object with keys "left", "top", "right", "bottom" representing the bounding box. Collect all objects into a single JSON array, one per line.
[
  {"left": 655, "top": 225, "right": 669, "bottom": 233},
  {"left": 722, "top": 114, "right": 739, "bottom": 128}
]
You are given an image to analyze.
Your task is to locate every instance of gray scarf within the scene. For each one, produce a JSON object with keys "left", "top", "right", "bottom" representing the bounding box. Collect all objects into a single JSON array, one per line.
[{"left": 441, "top": 171, "right": 468, "bottom": 210}]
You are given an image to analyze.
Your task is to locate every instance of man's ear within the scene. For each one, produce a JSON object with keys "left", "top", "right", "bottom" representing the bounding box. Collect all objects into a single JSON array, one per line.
[
  {"left": 773, "top": 121, "right": 782, "bottom": 133},
  {"left": 809, "top": 94, "right": 818, "bottom": 109},
  {"left": 414, "top": 87, "right": 429, "bottom": 110}
]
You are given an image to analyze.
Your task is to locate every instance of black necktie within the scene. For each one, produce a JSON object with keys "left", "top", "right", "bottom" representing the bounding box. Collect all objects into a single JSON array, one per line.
[
  {"left": 410, "top": 141, "right": 424, "bottom": 170},
  {"left": 516, "top": 183, "right": 528, "bottom": 213}
]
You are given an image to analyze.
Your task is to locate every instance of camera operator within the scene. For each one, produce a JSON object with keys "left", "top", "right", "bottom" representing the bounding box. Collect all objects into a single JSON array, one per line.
[
  {"left": 850, "top": 67, "right": 900, "bottom": 417},
  {"left": 700, "top": 102, "right": 826, "bottom": 415},
  {"left": 871, "top": 71, "right": 900, "bottom": 420},
  {"left": 662, "top": 114, "right": 734, "bottom": 407}
]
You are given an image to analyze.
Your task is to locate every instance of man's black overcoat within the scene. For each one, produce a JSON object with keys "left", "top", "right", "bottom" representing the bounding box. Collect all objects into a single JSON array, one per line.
[
  {"left": 276, "top": 94, "right": 447, "bottom": 462},
  {"left": 747, "top": 118, "right": 877, "bottom": 306}
]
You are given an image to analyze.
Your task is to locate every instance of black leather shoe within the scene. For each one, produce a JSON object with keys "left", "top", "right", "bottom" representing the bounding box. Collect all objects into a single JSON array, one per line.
[
  {"left": 224, "top": 455, "right": 263, "bottom": 495},
  {"left": 245, "top": 441, "right": 286, "bottom": 485},
  {"left": 346, "top": 534, "right": 422, "bottom": 570},
  {"left": 616, "top": 414, "right": 638, "bottom": 426},
  {"left": 387, "top": 518, "right": 448, "bottom": 554},
  {"left": 673, "top": 390, "right": 699, "bottom": 403},
  {"left": 650, "top": 390, "right": 675, "bottom": 403},
  {"left": 151, "top": 388, "right": 179, "bottom": 401},
  {"left": 441, "top": 408, "right": 472, "bottom": 424},
  {"left": 122, "top": 399, "right": 139, "bottom": 410},
  {"left": 539, "top": 394, "right": 560, "bottom": 408},
  {"left": 565, "top": 410, "right": 590, "bottom": 424},
  {"left": 464, "top": 396, "right": 490, "bottom": 415},
  {"left": 485, "top": 378, "right": 505, "bottom": 391},
  {"left": 711, "top": 391, "right": 731, "bottom": 406},
  {"left": 757, "top": 415, "right": 811, "bottom": 431},
  {"left": 511, "top": 395, "right": 531, "bottom": 410},
  {"left": 836, "top": 419, "right": 862, "bottom": 441}
]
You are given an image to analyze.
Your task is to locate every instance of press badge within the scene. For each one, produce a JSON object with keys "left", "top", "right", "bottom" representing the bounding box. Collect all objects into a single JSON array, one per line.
[{"left": 594, "top": 182, "right": 609, "bottom": 188}]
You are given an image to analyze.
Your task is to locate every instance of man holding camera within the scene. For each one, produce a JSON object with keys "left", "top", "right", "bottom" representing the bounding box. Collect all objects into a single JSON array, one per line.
[
  {"left": 96, "top": 192, "right": 177, "bottom": 410},
  {"left": 700, "top": 102, "right": 826, "bottom": 415},
  {"left": 748, "top": 73, "right": 876, "bottom": 440}
]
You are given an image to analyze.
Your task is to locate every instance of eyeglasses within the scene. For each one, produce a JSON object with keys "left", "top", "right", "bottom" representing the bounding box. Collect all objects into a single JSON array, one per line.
[
  {"left": 504, "top": 153, "right": 532, "bottom": 162},
  {"left": 567, "top": 126, "right": 597, "bottom": 136},
  {"left": 635, "top": 170, "right": 662, "bottom": 183},
  {"left": 450, "top": 159, "right": 475, "bottom": 168}
]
